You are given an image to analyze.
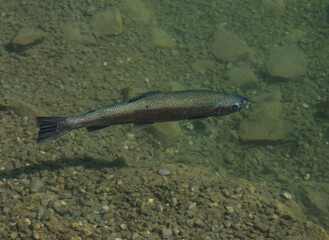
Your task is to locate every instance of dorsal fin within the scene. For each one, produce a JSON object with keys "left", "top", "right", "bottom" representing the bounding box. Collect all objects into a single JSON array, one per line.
[{"left": 128, "top": 91, "right": 162, "bottom": 102}]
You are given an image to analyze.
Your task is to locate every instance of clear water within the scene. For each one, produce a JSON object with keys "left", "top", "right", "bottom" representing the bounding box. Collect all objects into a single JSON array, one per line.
[{"left": 0, "top": 0, "right": 328, "bottom": 233}]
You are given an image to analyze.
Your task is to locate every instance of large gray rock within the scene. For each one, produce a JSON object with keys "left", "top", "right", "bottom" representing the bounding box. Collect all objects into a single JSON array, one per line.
[
  {"left": 91, "top": 8, "right": 123, "bottom": 37},
  {"left": 239, "top": 100, "right": 292, "bottom": 142},
  {"left": 0, "top": 100, "right": 47, "bottom": 118},
  {"left": 210, "top": 27, "right": 252, "bottom": 63},
  {"left": 248, "top": 102, "right": 282, "bottom": 120},
  {"left": 295, "top": 182, "right": 329, "bottom": 230},
  {"left": 12, "top": 28, "right": 47, "bottom": 46},
  {"left": 190, "top": 60, "right": 216, "bottom": 75},
  {"left": 146, "top": 122, "right": 181, "bottom": 148},
  {"left": 121, "top": 0, "right": 156, "bottom": 25},
  {"left": 239, "top": 119, "right": 285, "bottom": 142},
  {"left": 266, "top": 45, "right": 307, "bottom": 79},
  {"left": 64, "top": 22, "right": 96, "bottom": 44},
  {"left": 150, "top": 27, "right": 176, "bottom": 49},
  {"left": 227, "top": 65, "right": 258, "bottom": 88}
]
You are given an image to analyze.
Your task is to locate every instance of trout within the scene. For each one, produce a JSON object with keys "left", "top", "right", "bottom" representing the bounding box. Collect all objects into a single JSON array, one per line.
[{"left": 36, "top": 90, "right": 249, "bottom": 143}]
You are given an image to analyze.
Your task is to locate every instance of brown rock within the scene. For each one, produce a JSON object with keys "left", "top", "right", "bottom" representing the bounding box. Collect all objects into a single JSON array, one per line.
[
  {"left": 64, "top": 23, "right": 96, "bottom": 44},
  {"left": 150, "top": 27, "right": 176, "bottom": 49},
  {"left": 146, "top": 122, "right": 181, "bottom": 147},
  {"left": 122, "top": 0, "right": 156, "bottom": 25},
  {"left": 0, "top": 100, "right": 47, "bottom": 118},
  {"left": 210, "top": 27, "right": 252, "bottom": 63},
  {"left": 12, "top": 28, "right": 47, "bottom": 47},
  {"left": 266, "top": 44, "right": 307, "bottom": 79},
  {"left": 227, "top": 65, "right": 258, "bottom": 88},
  {"left": 91, "top": 8, "right": 123, "bottom": 37},
  {"left": 239, "top": 119, "right": 285, "bottom": 142}
]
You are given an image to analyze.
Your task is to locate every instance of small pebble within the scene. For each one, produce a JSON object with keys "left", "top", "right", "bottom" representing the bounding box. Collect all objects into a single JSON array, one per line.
[
  {"left": 72, "top": 211, "right": 81, "bottom": 218},
  {"left": 30, "top": 178, "right": 44, "bottom": 193},
  {"left": 304, "top": 173, "right": 311, "bottom": 181},
  {"left": 100, "top": 205, "right": 110, "bottom": 214},
  {"left": 158, "top": 168, "right": 171, "bottom": 176},
  {"left": 188, "top": 202, "right": 197, "bottom": 210},
  {"left": 225, "top": 205, "right": 234, "bottom": 214},
  {"left": 162, "top": 227, "right": 172, "bottom": 238},
  {"left": 281, "top": 191, "right": 292, "bottom": 200}
]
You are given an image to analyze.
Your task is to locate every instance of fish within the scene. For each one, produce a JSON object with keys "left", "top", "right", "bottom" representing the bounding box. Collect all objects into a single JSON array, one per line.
[{"left": 36, "top": 90, "right": 250, "bottom": 143}]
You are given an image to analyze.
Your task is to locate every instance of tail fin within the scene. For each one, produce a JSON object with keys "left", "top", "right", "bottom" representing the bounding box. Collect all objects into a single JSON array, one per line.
[{"left": 36, "top": 117, "right": 71, "bottom": 143}]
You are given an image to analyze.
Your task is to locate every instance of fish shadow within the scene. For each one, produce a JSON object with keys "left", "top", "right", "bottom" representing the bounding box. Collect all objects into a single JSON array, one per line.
[{"left": 0, "top": 155, "right": 128, "bottom": 180}]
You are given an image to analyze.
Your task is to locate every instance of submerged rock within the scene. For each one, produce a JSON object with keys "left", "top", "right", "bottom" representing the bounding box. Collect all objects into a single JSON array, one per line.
[
  {"left": 30, "top": 178, "right": 44, "bottom": 193},
  {"left": 64, "top": 22, "right": 96, "bottom": 44},
  {"left": 0, "top": 100, "right": 47, "bottom": 118},
  {"left": 210, "top": 27, "right": 252, "bottom": 63},
  {"left": 266, "top": 44, "right": 307, "bottom": 79},
  {"left": 12, "top": 28, "right": 47, "bottom": 47},
  {"left": 146, "top": 122, "right": 181, "bottom": 148},
  {"left": 121, "top": 0, "right": 156, "bottom": 25},
  {"left": 190, "top": 59, "right": 216, "bottom": 75},
  {"left": 227, "top": 65, "right": 258, "bottom": 88},
  {"left": 150, "top": 27, "right": 176, "bottom": 49},
  {"left": 239, "top": 119, "right": 286, "bottom": 142},
  {"left": 90, "top": 8, "right": 123, "bottom": 37},
  {"left": 239, "top": 94, "right": 293, "bottom": 142}
]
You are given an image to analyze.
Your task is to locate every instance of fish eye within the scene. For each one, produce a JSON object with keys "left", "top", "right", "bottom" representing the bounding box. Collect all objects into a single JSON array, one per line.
[{"left": 231, "top": 104, "right": 239, "bottom": 111}]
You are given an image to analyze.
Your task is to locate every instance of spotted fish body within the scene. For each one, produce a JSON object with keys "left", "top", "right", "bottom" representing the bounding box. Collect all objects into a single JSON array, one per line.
[{"left": 36, "top": 90, "right": 249, "bottom": 143}]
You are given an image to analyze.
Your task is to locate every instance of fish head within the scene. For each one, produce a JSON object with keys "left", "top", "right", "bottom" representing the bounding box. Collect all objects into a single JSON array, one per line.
[{"left": 214, "top": 94, "right": 250, "bottom": 116}]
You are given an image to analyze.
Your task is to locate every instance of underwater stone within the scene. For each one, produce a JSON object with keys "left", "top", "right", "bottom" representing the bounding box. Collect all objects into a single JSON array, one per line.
[
  {"left": 150, "top": 27, "right": 176, "bottom": 49},
  {"left": 146, "top": 122, "right": 181, "bottom": 148},
  {"left": 30, "top": 178, "right": 44, "bottom": 193},
  {"left": 91, "top": 8, "right": 123, "bottom": 37},
  {"left": 210, "top": 27, "right": 252, "bottom": 63},
  {"left": 158, "top": 168, "right": 171, "bottom": 176},
  {"left": 239, "top": 119, "right": 285, "bottom": 142},
  {"left": 227, "top": 65, "right": 258, "bottom": 88},
  {"left": 12, "top": 28, "right": 47, "bottom": 47},
  {"left": 266, "top": 44, "right": 307, "bottom": 79}
]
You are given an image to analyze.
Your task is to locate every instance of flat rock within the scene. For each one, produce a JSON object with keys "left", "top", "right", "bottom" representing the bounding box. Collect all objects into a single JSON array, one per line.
[
  {"left": 91, "top": 8, "right": 123, "bottom": 38},
  {"left": 295, "top": 182, "right": 329, "bottom": 230},
  {"left": 150, "top": 27, "right": 176, "bottom": 49},
  {"left": 64, "top": 22, "right": 96, "bottom": 44},
  {"left": 0, "top": 100, "right": 47, "bottom": 118},
  {"left": 12, "top": 28, "right": 47, "bottom": 47},
  {"left": 227, "top": 65, "right": 258, "bottom": 88},
  {"left": 239, "top": 119, "right": 285, "bottom": 142},
  {"left": 248, "top": 101, "right": 283, "bottom": 120},
  {"left": 122, "top": 0, "right": 156, "bottom": 25},
  {"left": 266, "top": 44, "right": 307, "bottom": 79},
  {"left": 146, "top": 122, "right": 181, "bottom": 148},
  {"left": 190, "top": 59, "right": 216, "bottom": 75},
  {"left": 30, "top": 178, "right": 44, "bottom": 193},
  {"left": 210, "top": 27, "right": 252, "bottom": 63}
]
